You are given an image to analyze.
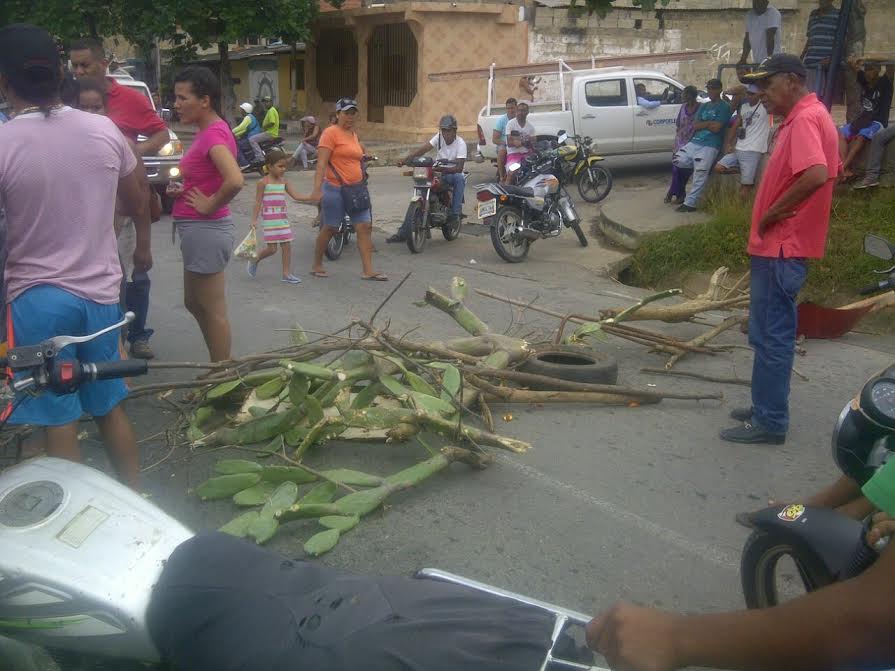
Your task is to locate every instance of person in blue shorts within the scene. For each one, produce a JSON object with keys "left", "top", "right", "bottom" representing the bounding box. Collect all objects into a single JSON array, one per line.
[{"left": 840, "top": 59, "right": 893, "bottom": 179}]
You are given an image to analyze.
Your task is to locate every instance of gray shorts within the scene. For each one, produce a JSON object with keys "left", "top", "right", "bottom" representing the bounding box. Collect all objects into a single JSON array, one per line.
[
  {"left": 174, "top": 217, "right": 235, "bottom": 274},
  {"left": 718, "top": 150, "right": 764, "bottom": 185}
]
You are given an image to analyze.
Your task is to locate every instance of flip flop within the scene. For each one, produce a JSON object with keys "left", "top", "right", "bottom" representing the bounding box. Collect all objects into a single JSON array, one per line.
[
  {"left": 311, "top": 270, "right": 329, "bottom": 278},
  {"left": 362, "top": 273, "right": 389, "bottom": 282}
]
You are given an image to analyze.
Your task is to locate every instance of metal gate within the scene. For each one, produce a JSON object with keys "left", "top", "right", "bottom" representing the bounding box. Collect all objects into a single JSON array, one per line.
[
  {"left": 316, "top": 29, "right": 358, "bottom": 102},
  {"left": 368, "top": 23, "right": 418, "bottom": 122}
]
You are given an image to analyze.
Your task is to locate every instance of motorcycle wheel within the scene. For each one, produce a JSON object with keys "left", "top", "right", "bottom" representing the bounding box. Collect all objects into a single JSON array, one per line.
[
  {"left": 325, "top": 225, "right": 346, "bottom": 260},
  {"left": 442, "top": 214, "right": 462, "bottom": 241},
  {"left": 740, "top": 530, "right": 835, "bottom": 609},
  {"left": 490, "top": 206, "right": 530, "bottom": 263},
  {"left": 577, "top": 165, "right": 613, "bottom": 203},
  {"left": 570, "top": 221, "right": 588, "bottom": 247},
  {"left": 405, "top": 203, "right": 427, "bottom": 254}
]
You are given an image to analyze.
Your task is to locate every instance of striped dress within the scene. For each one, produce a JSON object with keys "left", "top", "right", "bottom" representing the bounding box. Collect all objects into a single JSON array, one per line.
[{"left": 260, "top": 182, "right": 293, "bottom": 244}]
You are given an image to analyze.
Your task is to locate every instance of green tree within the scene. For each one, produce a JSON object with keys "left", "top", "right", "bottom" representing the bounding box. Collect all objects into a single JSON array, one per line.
[{"left": 1, "top": 0, "right": 121, "bottom": 41}]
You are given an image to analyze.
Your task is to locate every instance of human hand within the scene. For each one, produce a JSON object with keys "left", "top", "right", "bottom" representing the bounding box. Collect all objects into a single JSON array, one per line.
[
  {"left": 866, "top": 512, "right": 895, "bottom": 548},
  {"left": 309, "top": 189, "right": 322, "bottom": 203},
  {"left": 166, "top": 181, "right": 184, "bottom": 198},
  {"left": 586, "top": 602, "right": 682, "bottom": 671},
  {"left": 758, "top": 208, "right": 796, "bottom": 237},
  {"left": 133, "top": 247, "right": 153, "bottom": 274},
  {"left": 185, "top": 188, "right": 216, "bottom": 216},
  {"left": 707, "top": 122, "right": 723, "bottom": 133}
]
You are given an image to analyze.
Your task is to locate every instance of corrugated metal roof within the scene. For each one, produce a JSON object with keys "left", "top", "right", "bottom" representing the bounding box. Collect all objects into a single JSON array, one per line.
[{"left": 191, "top": 43, "right": 305, "bottom": 63}]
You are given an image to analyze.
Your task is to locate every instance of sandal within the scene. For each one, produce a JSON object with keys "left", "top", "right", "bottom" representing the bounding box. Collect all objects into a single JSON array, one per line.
[
  {"left": 362, "top": 273, "right": 389, "bottom": 281},
  {"left": 310, "top": 270, "right": 329, "bottom": 278}
]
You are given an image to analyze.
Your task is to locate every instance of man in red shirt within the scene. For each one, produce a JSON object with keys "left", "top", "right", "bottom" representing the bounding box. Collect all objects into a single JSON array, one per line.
[
  {"left": 69, "top": 38, "right": 167, "bottom": 360},
  {"left": 721, "top": 54, "right": 841, "bottom": 444}
]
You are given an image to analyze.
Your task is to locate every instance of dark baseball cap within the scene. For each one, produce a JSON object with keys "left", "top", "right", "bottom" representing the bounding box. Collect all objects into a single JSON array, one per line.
[
  {"left": 743, "top": 53, "right": 808, "bottom": 80},
  {"left": 0, "top": 23, "right": 62, "bottom": 81},
  {"left": 335, "top": 97, "right": 359, "bottom": 112}
]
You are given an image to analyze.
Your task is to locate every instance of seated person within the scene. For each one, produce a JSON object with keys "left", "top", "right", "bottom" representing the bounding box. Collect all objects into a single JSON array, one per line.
[
  {"left": 290, "top": 115, "right": 321, "bottom": 170},
  {"left": 635, "top": 82, "right": 662, "bottom": 110},
  {"left": 714, "top": 83, "right": 771, "bottom": 199},
  {"left": 389, "top": 115, "right": 467, "bottom": 243},
  {"left": 840, "top": 59, "right": 893, "bottom": 179},
  {"left": 232, "top": 102, "right": 261, "bottom": 167},
  {"left": 504, "top": 102, "right": 535, "bottom": 184},
  {"left": 493, "top": 98, "right": 517, "bottom": 182}
]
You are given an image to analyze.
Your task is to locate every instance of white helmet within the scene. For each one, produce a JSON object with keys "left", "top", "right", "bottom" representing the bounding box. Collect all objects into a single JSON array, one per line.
[{"left": 239, "top": 102, "right": 253, "bottom": 114}]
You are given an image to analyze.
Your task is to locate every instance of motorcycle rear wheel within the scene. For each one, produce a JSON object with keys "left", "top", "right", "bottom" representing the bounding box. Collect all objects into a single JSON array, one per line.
[
  {"left": 325, "top": 224, "right": 346, "bottom": 260},
  {"left": 406, "top": 203, "right": 427, "bottom": 254},
  {"left": 490, "top": 206, "right": 530, "bottom": 263},
  {"left": 740, "top": 530, "right": 835, "bottom": 609},
  {"left": 570, "top": 221, "right": 588, "bottom": 247},
  {"left": 577, "top": 164, "right": 613, "bottom": 203}
]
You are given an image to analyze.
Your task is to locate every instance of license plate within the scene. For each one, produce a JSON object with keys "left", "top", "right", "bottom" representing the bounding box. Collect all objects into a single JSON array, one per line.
[{"left": 477, "top": 198, "right": 497, "bottom": 219}]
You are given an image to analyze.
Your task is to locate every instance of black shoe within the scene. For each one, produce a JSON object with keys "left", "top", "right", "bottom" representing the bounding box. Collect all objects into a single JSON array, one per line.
[
  {"left": 386, "top": 234, "right": 406, "bottom": 244},
  {"left": 663, "top": 193, "right": 673, "bottom": 204},
  {"left": 729, "top": 407, "right": 752, "bottom": 422},
  {"left": 720, "top": 422, "right": 786, "bottom": 445},
  {"left": 676, "top": 204, "right": 698, "bottom": 213}
]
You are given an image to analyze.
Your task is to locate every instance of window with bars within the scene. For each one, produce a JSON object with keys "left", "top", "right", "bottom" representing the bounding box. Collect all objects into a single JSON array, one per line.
[
  {"left": 316, "top": 29, "right": 358, "bottom": 102},
  {"left": 368, "top": 23, "right": 418, "bottom": 109}
]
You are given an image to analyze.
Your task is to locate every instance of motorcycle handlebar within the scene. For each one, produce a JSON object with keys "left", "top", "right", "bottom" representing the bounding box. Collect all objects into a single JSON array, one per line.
[{"left": 88, "top": 359, "right": 149, "bottom": 381}]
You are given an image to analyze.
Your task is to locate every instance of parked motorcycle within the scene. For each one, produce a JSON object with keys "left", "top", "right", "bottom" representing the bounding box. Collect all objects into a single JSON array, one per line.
[
  {"left": 325, "top": 155, "right": 377, "bottom": 261},
  {"left": 560, "top": 135, "right": 613, "bottom": 204},
  {"left": 239, "top": 135, "right": 286, "bottom": 176},
  {"left": 475, "top": 131, "right": 587, "bottom": 263},
  {"left": 739, "top": 233, "right": 895, "bottom": 609},
  {"left": 401, "top": 157, "right": 464, "bottom": 254}
]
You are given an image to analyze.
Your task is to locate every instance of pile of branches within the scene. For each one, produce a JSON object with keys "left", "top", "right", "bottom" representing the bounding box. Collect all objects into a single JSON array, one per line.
[{"left": 130, "top": 276, "right": 721, "bottom": 556}]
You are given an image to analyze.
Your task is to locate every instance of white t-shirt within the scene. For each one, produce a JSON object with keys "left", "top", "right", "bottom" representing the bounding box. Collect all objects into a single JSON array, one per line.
[
  {"left": 745, "top": 6, "right": 783, "bottom": 63},
  {"left": 505, "top": 118, "right": 536, "bottom": 151},
  {"left": 429, "top": 133, "right": 467, "bottom": 162},
  {"left": 735, "top": 100, "right": 770, "bottom": 153}
]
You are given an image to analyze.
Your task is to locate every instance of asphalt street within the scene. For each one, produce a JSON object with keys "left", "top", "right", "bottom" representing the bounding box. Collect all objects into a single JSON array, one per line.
[{"left": 69, "top": 154, "right": 894, "bottom": 651}]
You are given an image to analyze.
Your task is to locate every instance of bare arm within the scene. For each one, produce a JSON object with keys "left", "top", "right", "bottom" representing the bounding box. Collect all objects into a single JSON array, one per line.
[
  {"left": 401, "top": 141, "right": 434, "bottom": 165},
  {"left": 724, "top": 116, "right": 741, "bottom": 153},
  {"left": 491, "top": 128, "right": 502, "bottom": 145},
  {"left": 694, "top": 120, "right": 723, "bottom": 133},
  {"left": 251, "top": 179, "right": 265, "bottom": 226},
  {"left": 184, "top": 145, "right": 244, "bottom": 216},
  {"left": 136, "top": 129, "right": 170, "bottom": 157},
  {"left": 285, "top": 181, "right": 313, "bottom": 203},
  {"left": 739, "top": 33, "right": 751, "bottom": 64},
  {"left": 760, "top": 163, "right": 829, "bottom": 232},
  {"left": 765, "top": 27, "right": 777, "bottom": 58},
  {"left": 311, "top": 146, "right": 332, "bottom": 200}
]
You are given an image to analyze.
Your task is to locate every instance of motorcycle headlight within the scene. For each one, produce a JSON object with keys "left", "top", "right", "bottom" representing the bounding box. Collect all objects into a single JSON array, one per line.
[
  {"left": 832, "top": 401, "right": 890, "bottom": 486},
  {"left": 158, "top": 140, "right": 184, "bottom": 157},
  {"left": 413, "top": 167, "right": 429, "bottom": 180}
]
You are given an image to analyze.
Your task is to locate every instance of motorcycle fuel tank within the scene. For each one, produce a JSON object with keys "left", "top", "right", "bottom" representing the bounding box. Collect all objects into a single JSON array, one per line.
[{"left": 0, "top": 457, "right": 192, "bottom": 661}]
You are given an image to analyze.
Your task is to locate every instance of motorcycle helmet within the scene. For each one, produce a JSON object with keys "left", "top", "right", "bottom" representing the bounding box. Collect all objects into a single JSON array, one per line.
[
  {"left": 239, "top": 102, "right": 253, "bottom": 114},
  {"left": 438, "top": 114, "right": 458, "bottom": 130}
]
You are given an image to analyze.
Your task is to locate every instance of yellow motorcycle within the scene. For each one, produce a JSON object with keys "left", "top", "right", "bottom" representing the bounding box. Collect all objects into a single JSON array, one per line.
[{"left": 557, "top": 135, "right": 613, "bottom": 204}]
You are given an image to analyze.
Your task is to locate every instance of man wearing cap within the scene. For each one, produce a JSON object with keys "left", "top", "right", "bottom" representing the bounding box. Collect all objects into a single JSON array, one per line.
[
  {"left": 249, "top": 95, "right": 280, "bottom": 163},
  {"left": 714, "top": 83, "right": 771, "bottom": 199},
  {"left": 719, "top": 54, "right": 840, "bottom": 445},
  {"left": 389, "top": 115, "right": 467, "bottom": 243},
  {"left": 0, "top": 24, "right": 148, "bottom": 488},
  {"left": 672, "top": 78, "right": 732, "bottom": 212},
  {"left": 232, "top": 101, "right": 262, "bottom": 167}
]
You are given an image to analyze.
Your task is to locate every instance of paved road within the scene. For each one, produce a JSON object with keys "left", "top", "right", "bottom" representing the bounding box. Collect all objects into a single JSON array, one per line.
[{"left": 66, "top": 155, "right": 893, "bottom": 662}]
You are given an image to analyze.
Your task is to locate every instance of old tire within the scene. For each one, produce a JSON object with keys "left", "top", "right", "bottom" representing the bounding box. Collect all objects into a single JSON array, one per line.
[{"left": 519, "top": 345, "right": 618, "bottom": 386}]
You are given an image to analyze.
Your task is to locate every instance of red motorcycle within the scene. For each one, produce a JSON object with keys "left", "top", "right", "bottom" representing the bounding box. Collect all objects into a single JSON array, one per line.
[{"left": 401, "top": 157, "right": 463, "bottom": 254}]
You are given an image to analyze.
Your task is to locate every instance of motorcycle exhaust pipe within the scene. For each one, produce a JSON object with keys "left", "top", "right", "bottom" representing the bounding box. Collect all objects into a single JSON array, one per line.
[
  {"left": 519, "top": 228, "right": 542, "bottom": 241},
  {"left": 558, "top": 196, "right": 579, "bottom": 224}
]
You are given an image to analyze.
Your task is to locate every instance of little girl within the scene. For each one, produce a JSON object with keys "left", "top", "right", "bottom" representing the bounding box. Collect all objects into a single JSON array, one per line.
[{"left": 247, "top": 149, "right": 313, "bottom": 283}]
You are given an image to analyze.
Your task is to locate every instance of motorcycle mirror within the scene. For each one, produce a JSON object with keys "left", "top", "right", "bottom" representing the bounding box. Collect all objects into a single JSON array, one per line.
[
  {"left": 557, "top": 132, "right": 568, "bottom": 144},
  {"left": 864, "top": 234, "right": 895, "bottom": 261}
]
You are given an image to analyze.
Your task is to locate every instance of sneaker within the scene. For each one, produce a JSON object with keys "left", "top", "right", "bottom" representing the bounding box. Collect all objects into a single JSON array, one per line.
[
  {"left": 853, "top": 178, "right": 880, "bottom": 190},
  {"left": 386, "top": 234, "right": 406, "bottom": 244},
  {"left": 281, "top": 274, "right": 302, "bottom": 284},
  {"left": 729, "top": 407, "right": 753, "bottom": 422},
  {"left": 247, "top": 259, "right": 258, "bottom": 278},
  {"left": 676, "top": 204, "right": 698, "bottom": 213},
  {"left": 130, "top": 340, "right": 155, "bottom": 360},
  {"left": 719, "top": 422, "right": 786, "bottom": 445}
]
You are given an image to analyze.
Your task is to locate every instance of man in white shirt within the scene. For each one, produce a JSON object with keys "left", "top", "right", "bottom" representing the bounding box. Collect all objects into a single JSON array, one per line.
[
  {"left": 504, "top": 102, "right": 535, "bottom": 184},
  {"left": 739, "top": 0, "right": 783, "bottom": 65},
  {"left": 714, "top": 84, "right": 771, "bottom": 198},
  {"left": 390, "top": 114, "right": 467, "bottom": 242}
]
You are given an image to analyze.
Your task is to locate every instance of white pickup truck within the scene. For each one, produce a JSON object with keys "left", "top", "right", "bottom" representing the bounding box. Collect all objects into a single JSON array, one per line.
[{"left": 477, "top": 67, "right": 690, "bottom": 158}]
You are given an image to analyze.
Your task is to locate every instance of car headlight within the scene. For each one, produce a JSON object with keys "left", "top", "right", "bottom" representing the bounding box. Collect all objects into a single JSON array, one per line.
[
  {"left": 168, "top": 166, "right": 181, "bottom": 179},
  {"left": 158, "top": 140, "right": 183, "bottom": 157}
]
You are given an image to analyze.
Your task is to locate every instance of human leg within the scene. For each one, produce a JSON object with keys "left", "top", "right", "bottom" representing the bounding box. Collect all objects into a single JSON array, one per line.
[
  {"left": 183, "top": 269, "right": 232, "bottom": 362},
  {"left": 355, "top": 221, "right": 385, "bottom": 279},
  {"left": 497, "top": 146, "right": 508, "bottom": 181},
  {"left": 860, "top": 124, "right": 895, "bottom": 185},
  {"left": 682, "top": 145, "right": 719, "bottom": 209},
  {"left": 249, "top": 132, "right": 271, "bottom": 161},
  {"left": 714, "top": 152, "right": 740, "bottom": 175},
  {"left": 443, "top": 172, "right": 466, "bottom": 216},
  {"left": 94, "top": 405, "right": 140, "bottom": 489},
  {"left": 280, "top": 241, "right": 292, "bottom": 277},
  {"left": 843, "top": 136, "right": 867, "bottom": 176}
]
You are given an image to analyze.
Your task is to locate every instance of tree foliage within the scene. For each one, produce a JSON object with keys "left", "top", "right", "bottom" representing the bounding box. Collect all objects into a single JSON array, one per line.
[{"left": 0, "top": 0, "right": 121, "bottom": 40}]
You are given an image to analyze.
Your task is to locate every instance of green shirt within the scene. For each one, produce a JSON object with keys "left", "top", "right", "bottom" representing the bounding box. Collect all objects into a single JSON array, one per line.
[
  {"left": 263, "top": 106, "right": 280, "bottom": 138},
  {"left": 690, "top": 100, "right": 733, "bottom": 149},
  {"left": 863, "top": 458, "right": 895, "bottom": 516}
]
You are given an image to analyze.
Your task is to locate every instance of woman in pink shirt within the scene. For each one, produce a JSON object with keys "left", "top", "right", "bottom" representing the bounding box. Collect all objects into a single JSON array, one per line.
[{"left": 168, "top": 67, "right": 244, "bottom": 361}]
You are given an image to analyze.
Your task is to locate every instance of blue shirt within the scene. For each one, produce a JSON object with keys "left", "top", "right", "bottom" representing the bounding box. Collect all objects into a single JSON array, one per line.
[
  {"left": 494, "top": 113, "right": 512, "bottom": 145},
  {"left": 804, "top": 7, "right": 840, "bottom": 66},
  {"left": 691, "top": 100, "right": 733, "bottom": 149}
]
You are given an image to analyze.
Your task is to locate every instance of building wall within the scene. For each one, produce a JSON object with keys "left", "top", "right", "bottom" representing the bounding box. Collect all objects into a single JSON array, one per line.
[
  {"left": 231, "top": 54, "right": 308, "bottom": 118},
  {"left": 531, "top": 0, "right": 895, "bottom": 92}
]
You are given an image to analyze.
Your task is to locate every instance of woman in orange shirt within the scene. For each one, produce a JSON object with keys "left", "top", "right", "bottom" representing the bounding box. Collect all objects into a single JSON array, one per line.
[{"left": 308, "top": 98, "right": 386, "bottom": 280}]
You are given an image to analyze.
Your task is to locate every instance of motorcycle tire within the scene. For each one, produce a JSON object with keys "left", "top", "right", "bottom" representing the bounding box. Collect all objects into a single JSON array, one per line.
[
  {"left": 490, "top": 206, "right": 530, "bottom": 263},
  {"left": 570, "top": 221, "right": 588, "bottom": 247},
  {"left": 519, "top": 344, "right": 618, "bottom": 386},
  {"left": 442, "top": 215, "right": 462, "bottom": 241},
  {"left": 740, "top": 530, "right": 836, "bottom": 610},
  {"left": 406, "top": 203, "right": 427, "bottom": 254},
  {"left": 577, "top": 165, "right": 613, "bottom": 203},
  {"left": 325, "top": 228, "right": 346, "bottom": 261}
]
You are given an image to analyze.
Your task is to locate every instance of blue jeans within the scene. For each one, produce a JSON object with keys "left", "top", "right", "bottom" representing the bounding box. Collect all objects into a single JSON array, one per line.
[
  {"left": 749, "top": 255, "right": 808, "bottom": 435},
  {"left": 125, "top": 271, "right": 153, "bottom": 344},
  {"left": 673, "top": 142, "right": 719, "bottom": 208}
]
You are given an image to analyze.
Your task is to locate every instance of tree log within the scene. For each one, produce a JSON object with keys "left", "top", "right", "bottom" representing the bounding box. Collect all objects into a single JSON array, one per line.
[
  {"left": 665, "top": 315, "right": 747, "bottom": 369},
  {"left": 425, "top": 286, "right": 490, "bottom": 336}
]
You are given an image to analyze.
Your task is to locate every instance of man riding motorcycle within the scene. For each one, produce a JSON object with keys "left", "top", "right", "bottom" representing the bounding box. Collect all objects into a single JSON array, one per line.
[
  {"left": 388, "top": 114, "right": 467, "bottom": 244},
  {"left": 232, "top": 101, "right": 261, "bottom": 167}
]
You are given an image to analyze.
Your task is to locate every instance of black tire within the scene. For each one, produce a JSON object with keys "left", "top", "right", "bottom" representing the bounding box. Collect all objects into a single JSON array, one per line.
[
  {"left": 519, "top": 345, "right": 618, "bottom": 386},
  {"left": 406, "top": 202, "right": 427, "bottom": 254},
  {"left": 740, "top": 531, "right": 835, "bottom": 609},
  {"left": 577, "top": 164, "right": 613, "bottom": 203},
  {"left": 442, "top": 215, "right": 462, "bottom": 241},
  {"left": 489, "top": 206, "right": 530, "bottom": 263},
  {"left": 570, "top": 221, "right": 588, "bottom": 247},
  {"left": 325, "top": 227, "right": 346, "bottom": 260}
]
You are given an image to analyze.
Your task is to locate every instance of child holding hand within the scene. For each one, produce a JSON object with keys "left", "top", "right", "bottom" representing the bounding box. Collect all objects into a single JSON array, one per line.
[{"left": 247, "top": 149, "right": 314, "bottom": 283}]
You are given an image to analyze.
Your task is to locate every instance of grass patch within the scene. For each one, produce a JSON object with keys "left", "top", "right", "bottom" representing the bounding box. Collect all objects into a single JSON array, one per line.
[{"left": 630, "top": 185, "right": 895, "bottom": 306}]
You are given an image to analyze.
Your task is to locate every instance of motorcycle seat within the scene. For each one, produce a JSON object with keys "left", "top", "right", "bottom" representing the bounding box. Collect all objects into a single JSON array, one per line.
[
  {"left": 502, "top": 185, "right": 535, "bottom": 197},
  {"left": 259, "top": 137, "right": 285, "bottom": 150}
]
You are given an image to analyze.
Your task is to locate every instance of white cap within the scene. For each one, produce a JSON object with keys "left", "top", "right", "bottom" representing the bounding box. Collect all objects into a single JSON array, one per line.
[{"left": 239, "top": 102, "right": 253, "bottom": 114}]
